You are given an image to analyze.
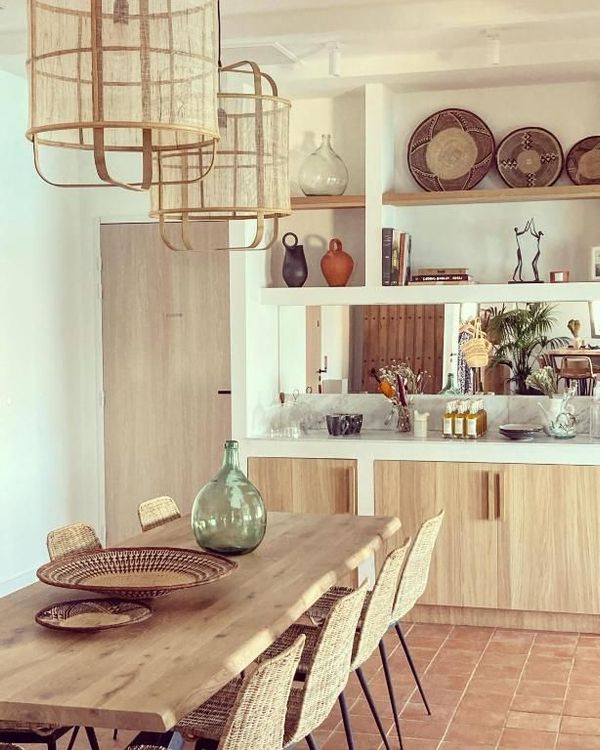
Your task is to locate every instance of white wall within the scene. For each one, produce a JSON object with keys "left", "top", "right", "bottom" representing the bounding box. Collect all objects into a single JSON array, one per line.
[{"left": 0, "top": 70, "right": 101, "bottom": 595}]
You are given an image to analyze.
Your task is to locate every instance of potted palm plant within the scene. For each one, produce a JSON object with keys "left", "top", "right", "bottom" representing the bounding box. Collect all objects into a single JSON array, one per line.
[{"left": 482, "top": 303, "right": 569, "bottom": 395}]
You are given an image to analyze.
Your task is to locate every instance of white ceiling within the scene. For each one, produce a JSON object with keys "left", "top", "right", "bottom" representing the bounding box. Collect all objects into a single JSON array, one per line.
[{"left": 1, "top": 0, "right": 600, "bottom": 95}]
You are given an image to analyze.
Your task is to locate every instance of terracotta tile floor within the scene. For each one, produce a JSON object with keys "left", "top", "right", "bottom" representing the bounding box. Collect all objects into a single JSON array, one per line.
[{"left": 27, "top": 622, "right": 600, "bottom": 750}]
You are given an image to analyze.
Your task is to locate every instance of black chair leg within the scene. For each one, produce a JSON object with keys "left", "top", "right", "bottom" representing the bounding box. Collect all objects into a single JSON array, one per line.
[
  {"left": 355, "top": 667, "right": 392, "bottom": 750},
  {"left": 338, "top": 690, "right": 356, "bottom": 750},
  {"left": 379, "top": 639, "right": 404, "bottom": 749},
  {"left": 65, "top": 727, "right": 80, "bottom": 750},
  {"left": 395, "top": 622, "right": 431, "bottom": 716},
  {"left": 306, "top": 734, "right": 318, "bottom": 750},
  {"left": 113, "top": 729, "right": 119, "bottom": 741},
  {"left": 46, "top": 737, "right": 57, "bottom": 750},
  {"left": 84, "top": 727, "right": 101, "bottom": 750}
]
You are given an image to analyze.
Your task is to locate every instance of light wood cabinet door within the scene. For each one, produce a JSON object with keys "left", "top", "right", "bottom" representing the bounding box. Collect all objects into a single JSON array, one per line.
[
  {"left": 247, "top": 458, "right": 356, "bottom": 514},
  {"left": 375, "top": 460, "right": 499, "bottom": 609},
  {"left": 499, "top": 464, "right": 600, "bottom": 615}
]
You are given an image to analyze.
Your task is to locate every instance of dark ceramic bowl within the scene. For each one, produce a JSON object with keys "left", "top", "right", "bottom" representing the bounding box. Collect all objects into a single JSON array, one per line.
[{"left": 326, "top": 413, "right": 363, "bottom": 436}]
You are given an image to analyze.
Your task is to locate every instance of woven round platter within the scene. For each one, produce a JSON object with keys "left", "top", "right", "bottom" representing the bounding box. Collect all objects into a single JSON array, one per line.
[
  {"left": 407, "top": 108, "right": 495, "bottom": 191},
  {"left": 566, "top": 136, "right": 600, "bottom": 185},
  {"left": 37, "top": 547, "right": 238, "bottom": 599},
  {"left": 496, "top": 127, "right": 563, "bottom": 188},
  {"left": 35, "top": 598, "right": 152, "bottom": 633}
]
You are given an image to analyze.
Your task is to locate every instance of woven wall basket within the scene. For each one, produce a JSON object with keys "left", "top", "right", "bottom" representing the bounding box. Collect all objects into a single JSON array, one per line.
[
  {"left": 150, "top": 61, "right": 291, "bottom": 251},
  {"left": 26, "top": 0, "right": 219, "bottom": 190}
]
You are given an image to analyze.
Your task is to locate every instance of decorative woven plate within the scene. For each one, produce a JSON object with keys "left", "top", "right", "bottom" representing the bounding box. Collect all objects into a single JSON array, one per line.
[
  {"left": 407, "top": 108, "right": 495, "bottom": 191},
  {"left": 35, "top": 598, "right": 152, "bottom": 632},
  {"left": 37, "top": 547, "right": 237, "bottom": 599},
  {"left": 496, "top": 127, "right": 563, "bottom": 188},
  {"left": 566, "top": 136, "right": 600, "bottom": 185}
]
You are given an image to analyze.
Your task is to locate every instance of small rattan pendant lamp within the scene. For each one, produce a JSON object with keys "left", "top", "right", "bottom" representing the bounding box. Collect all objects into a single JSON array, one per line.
[
  {"left": 151, "top": 58, "right": 291, "bottom": 251},
  {"left": 26, "top": 0, "right": 220, "bottom": 190}
]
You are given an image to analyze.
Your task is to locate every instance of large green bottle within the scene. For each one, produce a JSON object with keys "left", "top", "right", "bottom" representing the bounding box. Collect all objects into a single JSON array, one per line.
[{"left": 191, "top": 441, "right": 267, "bottom": 556}]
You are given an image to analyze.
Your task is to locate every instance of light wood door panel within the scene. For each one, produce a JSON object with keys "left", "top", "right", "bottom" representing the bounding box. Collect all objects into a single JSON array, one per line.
[
  {"left": 499, "top": 464, "right": 600, "bottom": 614},
  {"left": 374, "top": 460, "right": 498, "bottom": 608},
  {"left": 247, "top": 458, "right": 357, "bottom": 514},
  {"left": 102, "top": 223, "right": 231, "bottom": 544}
]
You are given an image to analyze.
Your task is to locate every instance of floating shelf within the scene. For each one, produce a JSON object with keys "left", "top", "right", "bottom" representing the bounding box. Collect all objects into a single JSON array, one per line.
[
  {"left": 383, "top": 184, "right": 600, "bottom": 207},
  {"left": 290, "top": 195, "right": 366, "bottom": 210},
  {"left": 261, "top": 282, "right": 600, "bottom": 307}
]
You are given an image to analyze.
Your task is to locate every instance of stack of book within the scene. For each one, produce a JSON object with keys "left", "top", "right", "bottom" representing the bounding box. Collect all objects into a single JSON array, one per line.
[
  {"left": 381, "top": 228, "right": 411, "bottom": 286},
  {"left": 408, "top": 267, "right": 474, "bottom": 285}
]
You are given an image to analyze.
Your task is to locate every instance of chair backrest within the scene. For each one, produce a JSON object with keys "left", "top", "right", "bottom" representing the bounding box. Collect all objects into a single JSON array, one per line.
[
  {"left": 137, "top": 496, "right": 181, "bottom": 532},
  {"left": 538, "top": 353, "right": 552, "bottom": 369},
  {"left": 219, "top": 635, "right": 305, "bottom": 750},
  {"left": 46, "top": 522, "right": 102, "bottom": 561},
  {"left": 561, "top": 356, "right": 594, "bottom": 377},
  {"left": 287, "top": 583, "right": 368, "bottom": 742},
  {"left": 351, "top": 539, "right": 411, "bottom": 670},
  {"left": 392, "top": 510, "right": 445, "bottom": 622}
]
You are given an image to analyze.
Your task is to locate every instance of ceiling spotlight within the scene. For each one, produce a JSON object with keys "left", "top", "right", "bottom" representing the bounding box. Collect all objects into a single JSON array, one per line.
[
  {"left": 486, "top": 31, "right": 501, "bottom": 67},
  {"left": 328, "top": 42, "right": 341, "bottom": 77}
]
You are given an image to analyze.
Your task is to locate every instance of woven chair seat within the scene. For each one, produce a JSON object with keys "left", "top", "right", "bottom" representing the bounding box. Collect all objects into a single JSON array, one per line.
[
  {"left": 0, "top": 721, "right": 59, "bottom": 736},
  {"left": 176, "top": 677, "right": 244, "bottom": 741},
  {"left": 306, "top": 586, "right": 355, "bottom": 621}
]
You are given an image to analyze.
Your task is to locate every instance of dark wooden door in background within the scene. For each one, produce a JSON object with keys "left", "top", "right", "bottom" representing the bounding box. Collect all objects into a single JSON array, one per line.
[{"left": 360, "top": 304, "right": 445, "bottom": 392}]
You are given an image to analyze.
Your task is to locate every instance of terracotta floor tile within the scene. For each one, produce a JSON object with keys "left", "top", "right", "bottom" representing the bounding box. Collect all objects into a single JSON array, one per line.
[
  {"left": 467, "top": 676, "right": 521, "bottom": 695},
  {"left": 396, "top": 738, "right": 438, "bottom": 750},
  {"left": 487, "top": 641, "right": 533, "bottom": 655},
  {"left": 521, "top": 665, "right": 571, "bottom": 683},
  {"left": 439, "top": 744, "right": 496, "bottom": 750},
  {"left": 563, "top": 697, "right": 600, "bottom": 718},
  {"left": 516, "top": 680, "right": 567, "bottom": 699},
  {"left": 401, "top": 718, "right": 449, "bottom": 740},
  {"left": 322, "top": 730, "right": 384, "bottom": 749},
  {"left": 531, "top": 644, "right": 577, "bottom": 658},
  {"left": 474, "top": 664, "right": 523, "bottom": 680},
  {"left": 535, "top": 632, "right": 578, "bottom": 646},
  {"left": 478, "top": 651, "right": 528, "bottom": 668},
  {"left": 401, "top": 701, "right": 454, "bottom": 721},
  {"left": 459, "top": 691, "right": 514, "bottom": 714},
  {"left": 510, "top": 694, "right": 565, "bottom": 715},
  {"left": 566, "top": 684, "right": 600, "bottom": 701},
  {"left": 506, "top": 710, "right": 561, "bottom": 732},
  {"left": 568, "top": 670, "right": 600, "bottom": 686},
  {"left": 557, "top": 734, "right": 600, "bottom": 750},
  {"left": 561, "top": 715, "right": 600, "bottom": 735},
  {"left": 422, "top": 672, "right": 471, "bottom": 691},
  {"left": 452, "top": 706, "right": 507, "bottom": 728},
  {"left": 498, "top": 727, "right": 558, "bottom": 748},
  {"left": 444, "top": 719, "right": 503, "bottom": 745}
]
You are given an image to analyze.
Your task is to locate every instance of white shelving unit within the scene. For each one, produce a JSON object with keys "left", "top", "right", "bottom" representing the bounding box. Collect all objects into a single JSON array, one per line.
[{"left": 261, "top": 281, "right": 600, "bottom": 306}]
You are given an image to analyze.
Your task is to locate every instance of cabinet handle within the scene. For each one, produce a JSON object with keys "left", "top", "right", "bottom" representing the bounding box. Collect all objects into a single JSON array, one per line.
[
  {"left": 496, "top": 472, "right": 505, "bottom": 521},
  {"left": 486, "top": 472, "right": 495, "bottom": 521}
]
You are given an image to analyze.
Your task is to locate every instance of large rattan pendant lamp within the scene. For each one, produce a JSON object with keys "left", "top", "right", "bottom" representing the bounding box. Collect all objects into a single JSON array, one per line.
[
  {"left": 151, "top": 60, "right": 291, "bottom": 250},
  {"left": 26, "top": 0, "right": 220, "bottom": 190}
]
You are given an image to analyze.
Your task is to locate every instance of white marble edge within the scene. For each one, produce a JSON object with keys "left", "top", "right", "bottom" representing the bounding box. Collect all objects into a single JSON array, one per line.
[{"left": 241, "top": 430, "right": 600, "bottom": 466}]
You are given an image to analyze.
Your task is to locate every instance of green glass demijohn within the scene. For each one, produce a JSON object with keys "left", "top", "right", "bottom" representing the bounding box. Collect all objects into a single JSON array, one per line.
[{"left": 191, "top": 440, "right": 267, "bottom": 556}]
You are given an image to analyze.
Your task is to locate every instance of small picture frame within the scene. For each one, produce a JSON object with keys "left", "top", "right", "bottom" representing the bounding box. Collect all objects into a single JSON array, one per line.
[{"left": 592, "top": 247, "right": 600, "bottom": 280}]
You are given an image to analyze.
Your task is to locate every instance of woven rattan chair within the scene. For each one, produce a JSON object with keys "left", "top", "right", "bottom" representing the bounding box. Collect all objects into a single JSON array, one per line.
[
  {"left": 173, "top": 584, "right": 367, "bottom": 750},
  {"left": 558, "top": 356, "right": 595, "bottom": 395},
  {"left": 138, "top": 497, "right": 182, "bottom": 532},
  {"left": 0, "top": 724, "right": 99, "bottom": 750},
  {"left": 302, "top": 541, "right": 410, "bottom": 749},
  {"left": 390, "top": 510, "right": 445, "bottom": 717},
  {"left": 46, "top": 523, "right": 102, "bottom": 561}
]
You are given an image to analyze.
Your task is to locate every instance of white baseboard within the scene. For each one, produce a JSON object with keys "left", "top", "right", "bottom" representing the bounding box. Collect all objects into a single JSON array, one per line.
[{"left": 0, "top": 568, "right": 37, "bottom": 598}]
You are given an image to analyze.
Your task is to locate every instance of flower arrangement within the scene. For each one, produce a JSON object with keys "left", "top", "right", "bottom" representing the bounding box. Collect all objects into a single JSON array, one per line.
[
  {"left": 525, "top": 366, "right": 558, "bottom": 396},
  {"left": 370, "top": 361, "right": 430, "bottom": 432}
]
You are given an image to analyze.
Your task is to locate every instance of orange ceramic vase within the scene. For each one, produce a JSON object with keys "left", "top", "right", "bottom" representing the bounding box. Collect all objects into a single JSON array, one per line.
[{"left": 321, "top": 238, "right": 354, "bottom": 287}]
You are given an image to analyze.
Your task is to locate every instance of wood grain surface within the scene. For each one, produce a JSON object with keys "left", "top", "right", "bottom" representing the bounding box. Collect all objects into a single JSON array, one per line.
[{"left": 0, "top": 512, "right": 400, "bottom": 732}]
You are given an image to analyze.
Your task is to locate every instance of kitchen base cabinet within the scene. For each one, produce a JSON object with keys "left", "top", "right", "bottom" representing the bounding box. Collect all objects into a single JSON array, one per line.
[
  {"left": 247, "top": 457, "right": 357, "bottom": 514},
  {"left": 375, "top": 460, "right": 600, "bottom": 631}
]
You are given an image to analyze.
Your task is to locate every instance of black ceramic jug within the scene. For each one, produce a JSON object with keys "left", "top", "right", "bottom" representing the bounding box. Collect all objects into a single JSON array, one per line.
[{"left": 282, "top": 232, "right": 308, "bottom": 288}]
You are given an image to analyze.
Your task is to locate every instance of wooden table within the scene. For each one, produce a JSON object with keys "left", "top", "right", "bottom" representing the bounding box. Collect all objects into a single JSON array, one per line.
[
  {"left": 546, "top": 348, "right": 600, "bottom": 366},
  {"left": 0, "top": 512, "right": 400, "bottom": 732}
]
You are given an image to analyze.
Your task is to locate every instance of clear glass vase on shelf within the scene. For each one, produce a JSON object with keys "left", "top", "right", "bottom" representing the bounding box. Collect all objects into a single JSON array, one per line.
[{"left": 298, "top": 134, "right": 349, "bottom": 196}]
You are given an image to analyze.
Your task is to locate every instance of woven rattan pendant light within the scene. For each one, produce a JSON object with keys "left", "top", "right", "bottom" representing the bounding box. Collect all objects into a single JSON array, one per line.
[
  {"left": 151, "top": 59, "right": 291, "bottom": 251},
  {"left": 26, "top": 0, "right": 220, "bottom": 190}
]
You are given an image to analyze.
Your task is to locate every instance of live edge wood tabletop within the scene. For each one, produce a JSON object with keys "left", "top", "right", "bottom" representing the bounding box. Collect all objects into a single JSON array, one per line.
[{"left": 0, "top": 511, "right": 400, "bottom": 733}]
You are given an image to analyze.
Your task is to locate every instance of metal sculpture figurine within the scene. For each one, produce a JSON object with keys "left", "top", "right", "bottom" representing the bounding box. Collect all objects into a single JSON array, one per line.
[{"left": 511, "top": 217, "right": 544, "bottom": 283}]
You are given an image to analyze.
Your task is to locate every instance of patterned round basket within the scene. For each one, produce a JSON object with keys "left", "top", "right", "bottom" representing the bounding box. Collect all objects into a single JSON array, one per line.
[
  {"left": 37, "top": 547, "right": 237, "bottom": 599},
  {"left": 566, "top": 136, "right": 600, "bottom": 185},
  {"left": 496, "top": 127, "right": 563, "bottom": 188},
  {"left": 35, "top": 598, "right": 152, "bottom": 632},
  {"left": 407, "top": 108, "right": 495, "bottom": 192}
]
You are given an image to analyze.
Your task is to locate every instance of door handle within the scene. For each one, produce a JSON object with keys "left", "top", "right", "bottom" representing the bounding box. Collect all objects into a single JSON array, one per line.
[
  {"left": 496, "top": 472, "right": 505, "bottom": 521},
  {"left": 486, "top": 472, "right": 495, "bottom": 521}
]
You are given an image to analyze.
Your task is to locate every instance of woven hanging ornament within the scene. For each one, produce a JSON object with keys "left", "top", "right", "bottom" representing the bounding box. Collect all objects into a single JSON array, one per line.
[
  {"left": 151, "top": 60, "right": 291, "bottom": 251},
  {"left": 26, "top": 0, "right": 220, "bottom": 190}
]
